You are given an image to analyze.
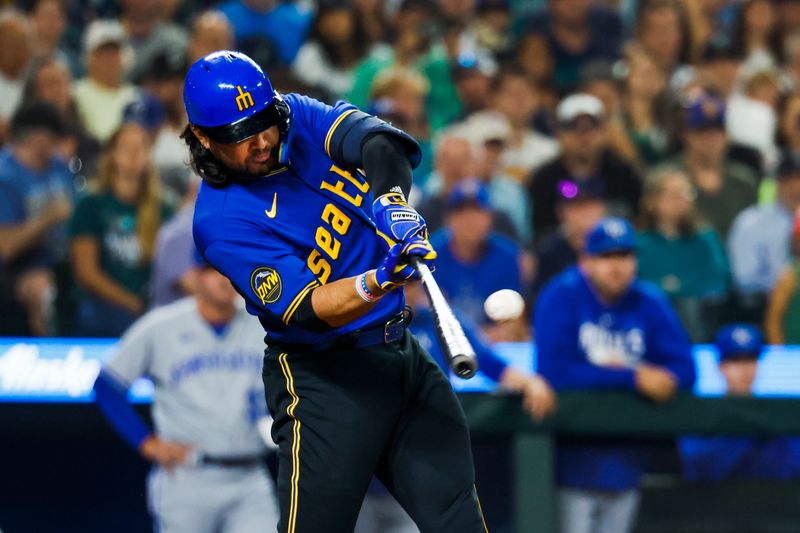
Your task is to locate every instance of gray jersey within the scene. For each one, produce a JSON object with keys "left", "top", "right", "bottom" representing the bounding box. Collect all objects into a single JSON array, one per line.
[{"left": 106, "top": 298, "right": 268, "bottom": 457}]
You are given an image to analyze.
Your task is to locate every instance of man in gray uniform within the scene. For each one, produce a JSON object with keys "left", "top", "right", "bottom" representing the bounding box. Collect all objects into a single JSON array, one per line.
[{"left": 93, "top": 252, "right": 279, "bottom": 533}]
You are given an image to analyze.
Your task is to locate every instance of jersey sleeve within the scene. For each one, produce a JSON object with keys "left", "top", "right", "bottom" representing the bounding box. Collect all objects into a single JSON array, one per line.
[
  {"left": 642, "top": 288, "right": 697, "bottom": 389},
  {"left": 93, "top": 370, "right": 151, "bottom": 449},
  {"left": 201, "top": 230, "right": 320, "bottom": 327},
  {"left": 286, "top": 93, "right": 421, "bottom": 171}
]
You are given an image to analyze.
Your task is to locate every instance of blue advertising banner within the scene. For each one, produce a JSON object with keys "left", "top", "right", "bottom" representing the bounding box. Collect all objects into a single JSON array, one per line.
[
  {"left": 2, "top": 338, "right": 800, "bottom": 402},
  {"left": 0, "top": 338, "right": 153, "bottom": 403}
]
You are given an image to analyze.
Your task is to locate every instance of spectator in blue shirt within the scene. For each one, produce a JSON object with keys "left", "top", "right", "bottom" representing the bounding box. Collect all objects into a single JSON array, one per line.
[
  {"left": 430, "top": 180, "right": 523, "bottom": 325},
  {"left": 534, "top": 217, "right": 695, "bottom": 533},
  {"left": 217, "top": 0, "right": 312, "bottom": 67},
  {"left": 680, "top": 324, "right": 800, "bottom": 482},
  {"left": 728, "top": 152, "right": 800, "bottom": 321},
  {"left": 0, "top": 101, "right": 74, "bottom": 335}
]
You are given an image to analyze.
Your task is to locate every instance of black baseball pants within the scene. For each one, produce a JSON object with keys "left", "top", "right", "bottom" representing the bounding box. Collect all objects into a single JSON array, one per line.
[{"left": 262, "top": 331, "right": 489, "bottom": 533}]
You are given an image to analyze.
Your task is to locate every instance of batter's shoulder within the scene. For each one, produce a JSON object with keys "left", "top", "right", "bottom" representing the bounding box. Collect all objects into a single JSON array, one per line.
[{"left": 193, "top": 180, "right": 274, "bottom": 252}]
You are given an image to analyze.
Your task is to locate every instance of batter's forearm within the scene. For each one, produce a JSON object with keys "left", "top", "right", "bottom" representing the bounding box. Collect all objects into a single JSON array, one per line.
[{"left": 310, "top": 270, "right": 387, "bottom": 328}]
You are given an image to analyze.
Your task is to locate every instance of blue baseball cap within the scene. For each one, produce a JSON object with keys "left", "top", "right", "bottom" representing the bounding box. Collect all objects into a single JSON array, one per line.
[
  {"left": 685, "top": 94, "right": 726, "bottom": 131},
  {"left": 447, "top": 180, "right": 492, "bottom": 211},
  {"left": 715, "top": 324, "right": 764, "bottom": 360},
  {"left": 123, "top": 91, "right": 165, "bottom": 133},
  {"left": 584, "top": 217, "right": 636, "bottom": 255}
]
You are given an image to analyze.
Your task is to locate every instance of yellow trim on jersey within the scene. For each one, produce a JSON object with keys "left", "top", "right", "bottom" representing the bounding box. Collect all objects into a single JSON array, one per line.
[
  {"left": 324, "top": 109, "right": 358, "bottom": 158},
  {"left": 281, "top": 280, "right": 319, "bottom": 325},
  {"left": 267, "top": 166, "right": 289, "bottom": 177},
  {"left": 475, "top": 485, "right": 490, "bottom": 533},
  {"left": 279, "top": 353, "right": 301, "bottom": 533}
]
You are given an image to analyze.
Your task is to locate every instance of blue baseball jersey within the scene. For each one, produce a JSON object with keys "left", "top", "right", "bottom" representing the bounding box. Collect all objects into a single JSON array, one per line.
[
  {"left": 535, "top": 266, "right": 695, "bottom": 391},
  {"left": 534, "top": 266, "right": 696, "bottom": 490},
  {"left": 193, "top": 94, "right": 419, "bottom": 344}
]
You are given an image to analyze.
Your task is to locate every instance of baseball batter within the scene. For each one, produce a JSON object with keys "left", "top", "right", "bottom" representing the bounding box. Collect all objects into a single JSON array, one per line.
[
  {"left": 93, "top": 253, "right": 279, "bottom": 532},
  {"left": 184, "top": 51, "right": 488, "bottom": 532}
]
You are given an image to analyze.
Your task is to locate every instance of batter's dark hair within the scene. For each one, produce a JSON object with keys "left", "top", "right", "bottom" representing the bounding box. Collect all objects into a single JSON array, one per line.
[{"left": 181, "top": 124, "right": 233, "bottom": 188}]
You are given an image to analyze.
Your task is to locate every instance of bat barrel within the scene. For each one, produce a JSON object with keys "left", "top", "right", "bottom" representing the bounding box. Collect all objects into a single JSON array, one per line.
[
  {"left": 451, "top": 354, "right": 478, "bottom": 379},
  {"left": 411, "top": 258, "right": 479, "bottom": 380}
]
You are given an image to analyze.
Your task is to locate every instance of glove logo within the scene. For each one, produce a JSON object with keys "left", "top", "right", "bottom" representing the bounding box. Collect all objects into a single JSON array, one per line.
[
  {"left": 390, "top": 212, "right": 419, "bottom": 222},
  {"left": 250, "top": 266, "right": 282, "bottom": 305}
]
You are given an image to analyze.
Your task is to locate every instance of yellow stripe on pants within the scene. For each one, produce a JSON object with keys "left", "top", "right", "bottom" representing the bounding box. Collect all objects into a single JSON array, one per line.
[{"left": 279, "top": 353, "right": 302, "bottom": 533}]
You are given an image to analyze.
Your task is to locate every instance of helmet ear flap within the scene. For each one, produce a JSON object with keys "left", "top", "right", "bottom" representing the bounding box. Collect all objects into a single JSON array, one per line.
[{"left": 272, "top": 91, "right": 292, "bottom": 137}]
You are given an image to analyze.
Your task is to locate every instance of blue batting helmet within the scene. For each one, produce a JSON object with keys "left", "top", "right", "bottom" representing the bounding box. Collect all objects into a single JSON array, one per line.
[{"left": 183, "top": 50, "right": 290, "bottom": 144}]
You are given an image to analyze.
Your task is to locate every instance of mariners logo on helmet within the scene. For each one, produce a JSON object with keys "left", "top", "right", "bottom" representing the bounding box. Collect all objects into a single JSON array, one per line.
[
  {"left": 250, "top": 266, "right": 282, "bottom": 305},
  {"left": 235, "top": 85, "right": 254, "bottom": 111}
]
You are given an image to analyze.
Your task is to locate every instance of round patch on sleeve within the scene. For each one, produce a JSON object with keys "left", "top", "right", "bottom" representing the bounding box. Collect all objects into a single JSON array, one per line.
[{"left": 250, "top": 266, "right": 282, "bottom": 305}]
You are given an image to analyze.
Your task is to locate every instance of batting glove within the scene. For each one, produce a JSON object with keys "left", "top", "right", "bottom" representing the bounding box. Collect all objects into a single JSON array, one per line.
[
  {"left": 375, "top": 243, "right": 420, "bottom": 290},
  {"left": 398, "top": 234, "right": 437, "bottom": 264},
  {"left": 373, "top": 192, "right": 428, "bottom": 245}
]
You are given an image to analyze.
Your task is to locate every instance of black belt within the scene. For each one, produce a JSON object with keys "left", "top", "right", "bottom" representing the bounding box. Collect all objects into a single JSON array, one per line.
[
  {"left": 201, "top": 454, "right": 266, "bottom": 468},
  {"left": 269, "top": 307, "right": 412, "bottom": 352}
]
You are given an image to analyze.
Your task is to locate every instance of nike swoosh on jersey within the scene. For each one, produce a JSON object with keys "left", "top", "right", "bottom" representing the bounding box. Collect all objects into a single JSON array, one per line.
[{"left": 265, "top": 193, "right": 278, "bottom": 218}]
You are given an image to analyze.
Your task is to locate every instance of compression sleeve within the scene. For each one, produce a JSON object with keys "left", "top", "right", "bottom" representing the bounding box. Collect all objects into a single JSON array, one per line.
[
  {"left": 93, "top": 370, "right": 151, "bottom": 449},
  {"left": 361, "top": 134, "right": 413, "bottom": 198}
]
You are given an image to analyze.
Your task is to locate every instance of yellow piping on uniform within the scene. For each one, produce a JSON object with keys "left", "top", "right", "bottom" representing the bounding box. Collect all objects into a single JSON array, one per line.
[
  {"left": 475, "top": 485, "right": 490, "bottom": 533},
  {"left": 267, "top": 166, "right": 289, "bottom": 177},
  {"left": 279, "top": 353, "right": 301, "bottom": 533},
  {"left": 324, "top": 109, "right": 358, "bottom": 158},
  {"left": 282, "top": 280, "right": 319, "bottom": 325}
]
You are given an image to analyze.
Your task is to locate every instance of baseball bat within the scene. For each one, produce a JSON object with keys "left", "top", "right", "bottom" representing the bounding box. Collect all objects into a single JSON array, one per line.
[{"left": 412, "top": 259, "right": 478, "bottom": 379}]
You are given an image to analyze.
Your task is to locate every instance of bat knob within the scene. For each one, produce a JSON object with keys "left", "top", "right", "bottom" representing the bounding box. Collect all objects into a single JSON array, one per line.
[{"left": 451, "top": 354, "right": 478, "bottom": 379}]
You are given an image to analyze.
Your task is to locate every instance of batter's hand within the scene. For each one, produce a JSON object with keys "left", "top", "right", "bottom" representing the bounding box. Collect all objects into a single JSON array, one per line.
[
  {"left": 375, "top": 243, "right": 419, "bottom": 290},
  {"left": 373, "top": 192, "right": 428, "bottom": 244},
  {"left": 139, "top": 435, "right": 193, "bottom": 471}
]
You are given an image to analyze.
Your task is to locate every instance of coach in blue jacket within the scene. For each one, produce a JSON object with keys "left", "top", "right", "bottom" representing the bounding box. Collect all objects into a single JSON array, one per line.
[{"left": 534, "top": 217, "right": 696, "bottom": 533}]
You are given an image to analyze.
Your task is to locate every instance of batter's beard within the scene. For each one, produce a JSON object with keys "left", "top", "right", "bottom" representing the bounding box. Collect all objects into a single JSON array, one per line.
[{"left": 241, "top": 146, "right": 280, "bottom": 178}]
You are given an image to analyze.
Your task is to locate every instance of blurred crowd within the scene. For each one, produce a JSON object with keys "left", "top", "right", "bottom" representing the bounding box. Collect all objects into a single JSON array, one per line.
[
  {"left": 5, "top": 2, "right": 800, "bottom": 532},
  {"left": 2, "top": 0, "right": 800, "bottom": 347}
]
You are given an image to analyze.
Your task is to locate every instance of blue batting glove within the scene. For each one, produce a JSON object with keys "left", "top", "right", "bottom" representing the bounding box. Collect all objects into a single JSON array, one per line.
[
  {"left": 375, "top": 243, "right": 420, "bottom": 290},
  {"left": 373, "top": 192, "right": 428, "bottom": 245},
  {"left": 399, "top": 235, "right": 437, "bottom": 264}
]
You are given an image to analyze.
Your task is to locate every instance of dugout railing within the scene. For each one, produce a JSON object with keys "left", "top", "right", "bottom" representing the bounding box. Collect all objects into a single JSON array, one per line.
[{"left": 459, "top": 392, "right": 800, "bottom": 533}]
